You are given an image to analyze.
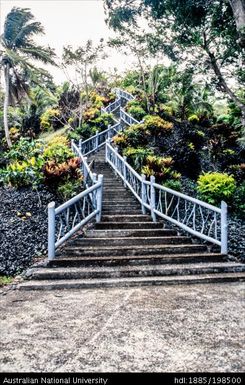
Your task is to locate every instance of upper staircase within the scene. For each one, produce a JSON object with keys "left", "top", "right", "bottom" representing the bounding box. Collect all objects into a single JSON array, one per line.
[{"left": 19, "top": 148, "right": 245, "bottom": 290}]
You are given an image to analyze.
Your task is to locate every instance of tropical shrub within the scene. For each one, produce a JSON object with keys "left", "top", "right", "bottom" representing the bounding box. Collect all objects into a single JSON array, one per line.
[
  {"left": 141, "top": 155, "right": 181, "bottom": 183},
  {"left": 43, "top": 142, "right": 74, "bottom": 163},
  {"left": 90, "top": 92, "right": 108, "bottom": 108},
  {"left": 197, "top": 172, "right": 236, "bottom": 205},
  {"left": 5, "top": 138, "right": 43, "bottom": 162},
  {"left": 188, "top": 114, "right": 199, "bottom": 123},
  {"left": 83, "top": 107, "right": 100, "bottom": 121},
  {"left": 127, "top": 105, "right": 146, "bottom": 121},
  {"left": 126, "top": 100, "right": 147, "bottom": 121},
  {"left": 9, "top": 127, "right": 21, "bottom": 142},
  {"left": 227, "top": 164, "right": 245, "bottom": 184},
  {"left": 143, "top": 115, "right": 173, "bottom": 133},
  {"left": 43, "top": 157, "right": 81, "bottom": 186},
  {"left": 40, "top": 108, "right": 60, "bottom": 131},
  {"left": 123, "top": 147, "right": 153, "bottom": 171},
  {"left": 91, "top": 113, "right": 114, "bottom": 131},
  {"left": 163, "top": 179, "right": 182, "bottom": 191},
  {"left": 113, "top": 133, "right": 128, "bottom": 148},
  {"left": 232, "top": 182, "right": 245, "bottom": 218},
  {"left": 57, "top": 178, "right": 83, "bottom": 200},
  {"left": 122, "top": 124, "right": 150, "bottom": 147},
  {"left": 0, "top": 157, "right": 44, "bottom": 187}
]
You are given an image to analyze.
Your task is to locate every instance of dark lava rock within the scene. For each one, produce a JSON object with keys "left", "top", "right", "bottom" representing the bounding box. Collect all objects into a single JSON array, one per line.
[
  {"left": 0, "top": 186, "right": 60, "bottom": 276},
  {"left": 228, "top": 215, "right": 245, "bottom": 262}
]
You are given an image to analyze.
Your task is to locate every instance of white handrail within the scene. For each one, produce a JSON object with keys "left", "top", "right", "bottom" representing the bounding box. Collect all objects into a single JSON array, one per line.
[
  {"left": 106, "top": 140, "right": 228, "bottom": 254},
  {"left": 48, "top": 179, "right": 103, "bottom": 260}
]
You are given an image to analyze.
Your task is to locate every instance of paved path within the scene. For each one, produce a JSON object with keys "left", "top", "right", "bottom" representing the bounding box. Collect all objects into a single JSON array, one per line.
[{"left": 0, "top": 283, "right": 244, "bottom": 372}]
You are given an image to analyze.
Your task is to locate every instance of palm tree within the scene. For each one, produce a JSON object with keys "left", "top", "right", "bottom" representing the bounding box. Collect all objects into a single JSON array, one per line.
[{"left": 0, "top": 7, "right": 56, "bottom": 147}]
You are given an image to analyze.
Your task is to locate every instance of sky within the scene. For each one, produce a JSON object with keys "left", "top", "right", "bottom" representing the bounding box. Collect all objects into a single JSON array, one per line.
[{"left": 0, "top": 0, "right": 144, "bottom": 84}]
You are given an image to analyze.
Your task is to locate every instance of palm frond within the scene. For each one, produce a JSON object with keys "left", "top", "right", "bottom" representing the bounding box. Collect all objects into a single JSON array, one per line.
[
  {"left": 13, "top": 21, "right": 44, "bottom": 48},
  {"left": 21, "top": 45, "right": 57, "bottom": 65},
  {"left": 3, "top": 7, "right": 34, "bottom": 48}
]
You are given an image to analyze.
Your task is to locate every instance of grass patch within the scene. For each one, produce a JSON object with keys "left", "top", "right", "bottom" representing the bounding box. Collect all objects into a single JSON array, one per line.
[
  {"left": 0, "top": 276, "right": 14, "bottom": 287},
  {"left": 39, "top": 127, "right": 68, "bottom": 144}
]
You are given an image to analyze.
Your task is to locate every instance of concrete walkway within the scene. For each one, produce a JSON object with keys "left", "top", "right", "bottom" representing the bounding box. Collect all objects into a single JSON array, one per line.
[{"left": 0, "top": 283, "right": 244, "bottom": 372}]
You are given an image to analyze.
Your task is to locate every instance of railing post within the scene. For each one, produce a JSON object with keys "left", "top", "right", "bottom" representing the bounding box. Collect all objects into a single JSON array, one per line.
[
  {"left": 123, "top": 156, "right": 127, "bottom": 187},
  {"left": 150, "top": 175, "right": 157, "bottom": 222},
  {"left": 93, "top": 173, "right": 97, "bottom": 183},
  {"left": 79, "top": 139, "right": 82, "bottom": 152},
  {"left": 221, "top": 201, "right": 228, "bottom": 254},
  {"left": 96, "top": 174, "right": 103, "bottom": 222},
  {"left": 115, "top": 147, "right": 119, "bottom": 174},
  {"left": 141, "top": 174, "right": 147, "bottom": 214},
  {"left": 108, "top": 125, "right": 111, "bottom": 139},
  {"left": 105, "top": 139, "right": 109, "bottom": 163},
  {"left": 48, "top": 202, "right": 56, "bottom": 260},
  {"left": 83, "top": 156, "right": 88, "bottom": 182},
  {"left": 95, "top": 130, "right": 99, "bottom": 152}
]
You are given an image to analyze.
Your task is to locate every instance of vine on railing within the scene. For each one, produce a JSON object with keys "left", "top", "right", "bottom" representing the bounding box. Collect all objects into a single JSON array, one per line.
[{"left": 106, "top": 141, "right": 228, "bottom": 254}]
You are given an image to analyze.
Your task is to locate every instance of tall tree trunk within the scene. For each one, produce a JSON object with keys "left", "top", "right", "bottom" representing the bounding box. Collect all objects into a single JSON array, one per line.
[
  {"left": 203, "top": 42, "right": 245, "bottom": 125},
  {"left": 3, "top": 64, "right": 12, "bottom": 148},
  {"left": 84, "top": 62, "right": 89, "bottom": 107},
  {"left": 228, "top": 0, "right": 245, "bottom": 47},
  {"left": 137, "top": 53, "right": 151, "bottom": 113}
]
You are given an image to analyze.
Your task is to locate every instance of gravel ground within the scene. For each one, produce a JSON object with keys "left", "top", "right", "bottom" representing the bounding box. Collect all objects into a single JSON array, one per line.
[
  {"left": 0, "top": 186, "right": 60, "bottom": 276},
  {"left": 228, "top": 216, "right": 245, "bottom": 261},
  {"left": 0, "top": 283, "right": 244, "bottom": 372}
]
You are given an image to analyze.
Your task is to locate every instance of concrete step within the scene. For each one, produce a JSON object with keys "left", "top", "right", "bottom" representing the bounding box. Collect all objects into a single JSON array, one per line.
[
  {"left": 61, "top": 244, "right": 208, "bottom": 257},
  {"left": 27, "top": 262, "right": 245, "bottom": 281},
  {"left": 96, "top": 222, "right": 164, "bottom": 229},
  {"left": 102, "top": 190, "right": 132, "bottom": 195},
  {"left": 48, "top": 253, "right": 226, "bottom": 268},
  {"left": 18, "top": 272, "right": 245, "bottom": 290},
  {"left": 102, "top": 210, "right": 143, "bottom": 215},
  {"left": 69, "top": 236, "right": 191, "bottom": 247},
  {"left": 102, "top": 198, "right": 137, "bottom": 203},
  {"left": 100, "top": 215, "right": 152, "bottom": 222},
  {"left": 84, "top": 229, "right": 177, "bottom": 238},
  {"left": 102, "top": 203, "right": 138, "bottom": 209}
]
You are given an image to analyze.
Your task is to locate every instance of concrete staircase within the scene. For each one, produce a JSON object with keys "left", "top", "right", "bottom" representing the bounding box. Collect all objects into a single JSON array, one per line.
[{"left": 19, "top": 149, "right": 245, "bottom": 290}]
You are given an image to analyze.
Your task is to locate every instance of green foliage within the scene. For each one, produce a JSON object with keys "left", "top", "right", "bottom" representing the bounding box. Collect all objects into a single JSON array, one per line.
[
  {"left": 40, "top": 108, "right": 60, "bottom": 131},
  {"left": 83, "top": 107, "right": 101, "bottom": 121},
  {"left": 91, "top": 113, "right": 114, "bottom": 131},
  {"left": 0, "top": 135, "right": 81, "bottom": 191},
  {"left": 143, "top": 115, "right": 173, "bottom": 133},
  {"left": 123, "top": 147, "right": 153, "bottom": 171},
  {"left": 127, "top": 105, "right": 146, "bottom": 121},
  {"left": 163, "top": 179, "right": 182, "bottom": 191},
  {"left": 233, "top": 182, "right": 245, "bottom": 218},
  {"left": 57, "top": 178, "right": 82, "bottom": 200},
  {"left": 141, "top": 155, "right": 181, "bottom": 183},
  {"left": 43, "top": 142, "right": 73, "bottom": 163},
  {"left": 43, "top": 157, "right": 82, "bottom": 187},
  {"left": 188, "top": 114, "right": 199, "bottom": 123},
  {"left": 0, "top": 276, "right": 13, "bottom": 286},
  {"left": 197, "top": 172, "right": 236, "bottom": 205},
  {"left": 5, "top": 138, "right": 43, "bottom": 162},
  {"left": 0, "top": 157, "right": 44, "bottom": 187}
]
